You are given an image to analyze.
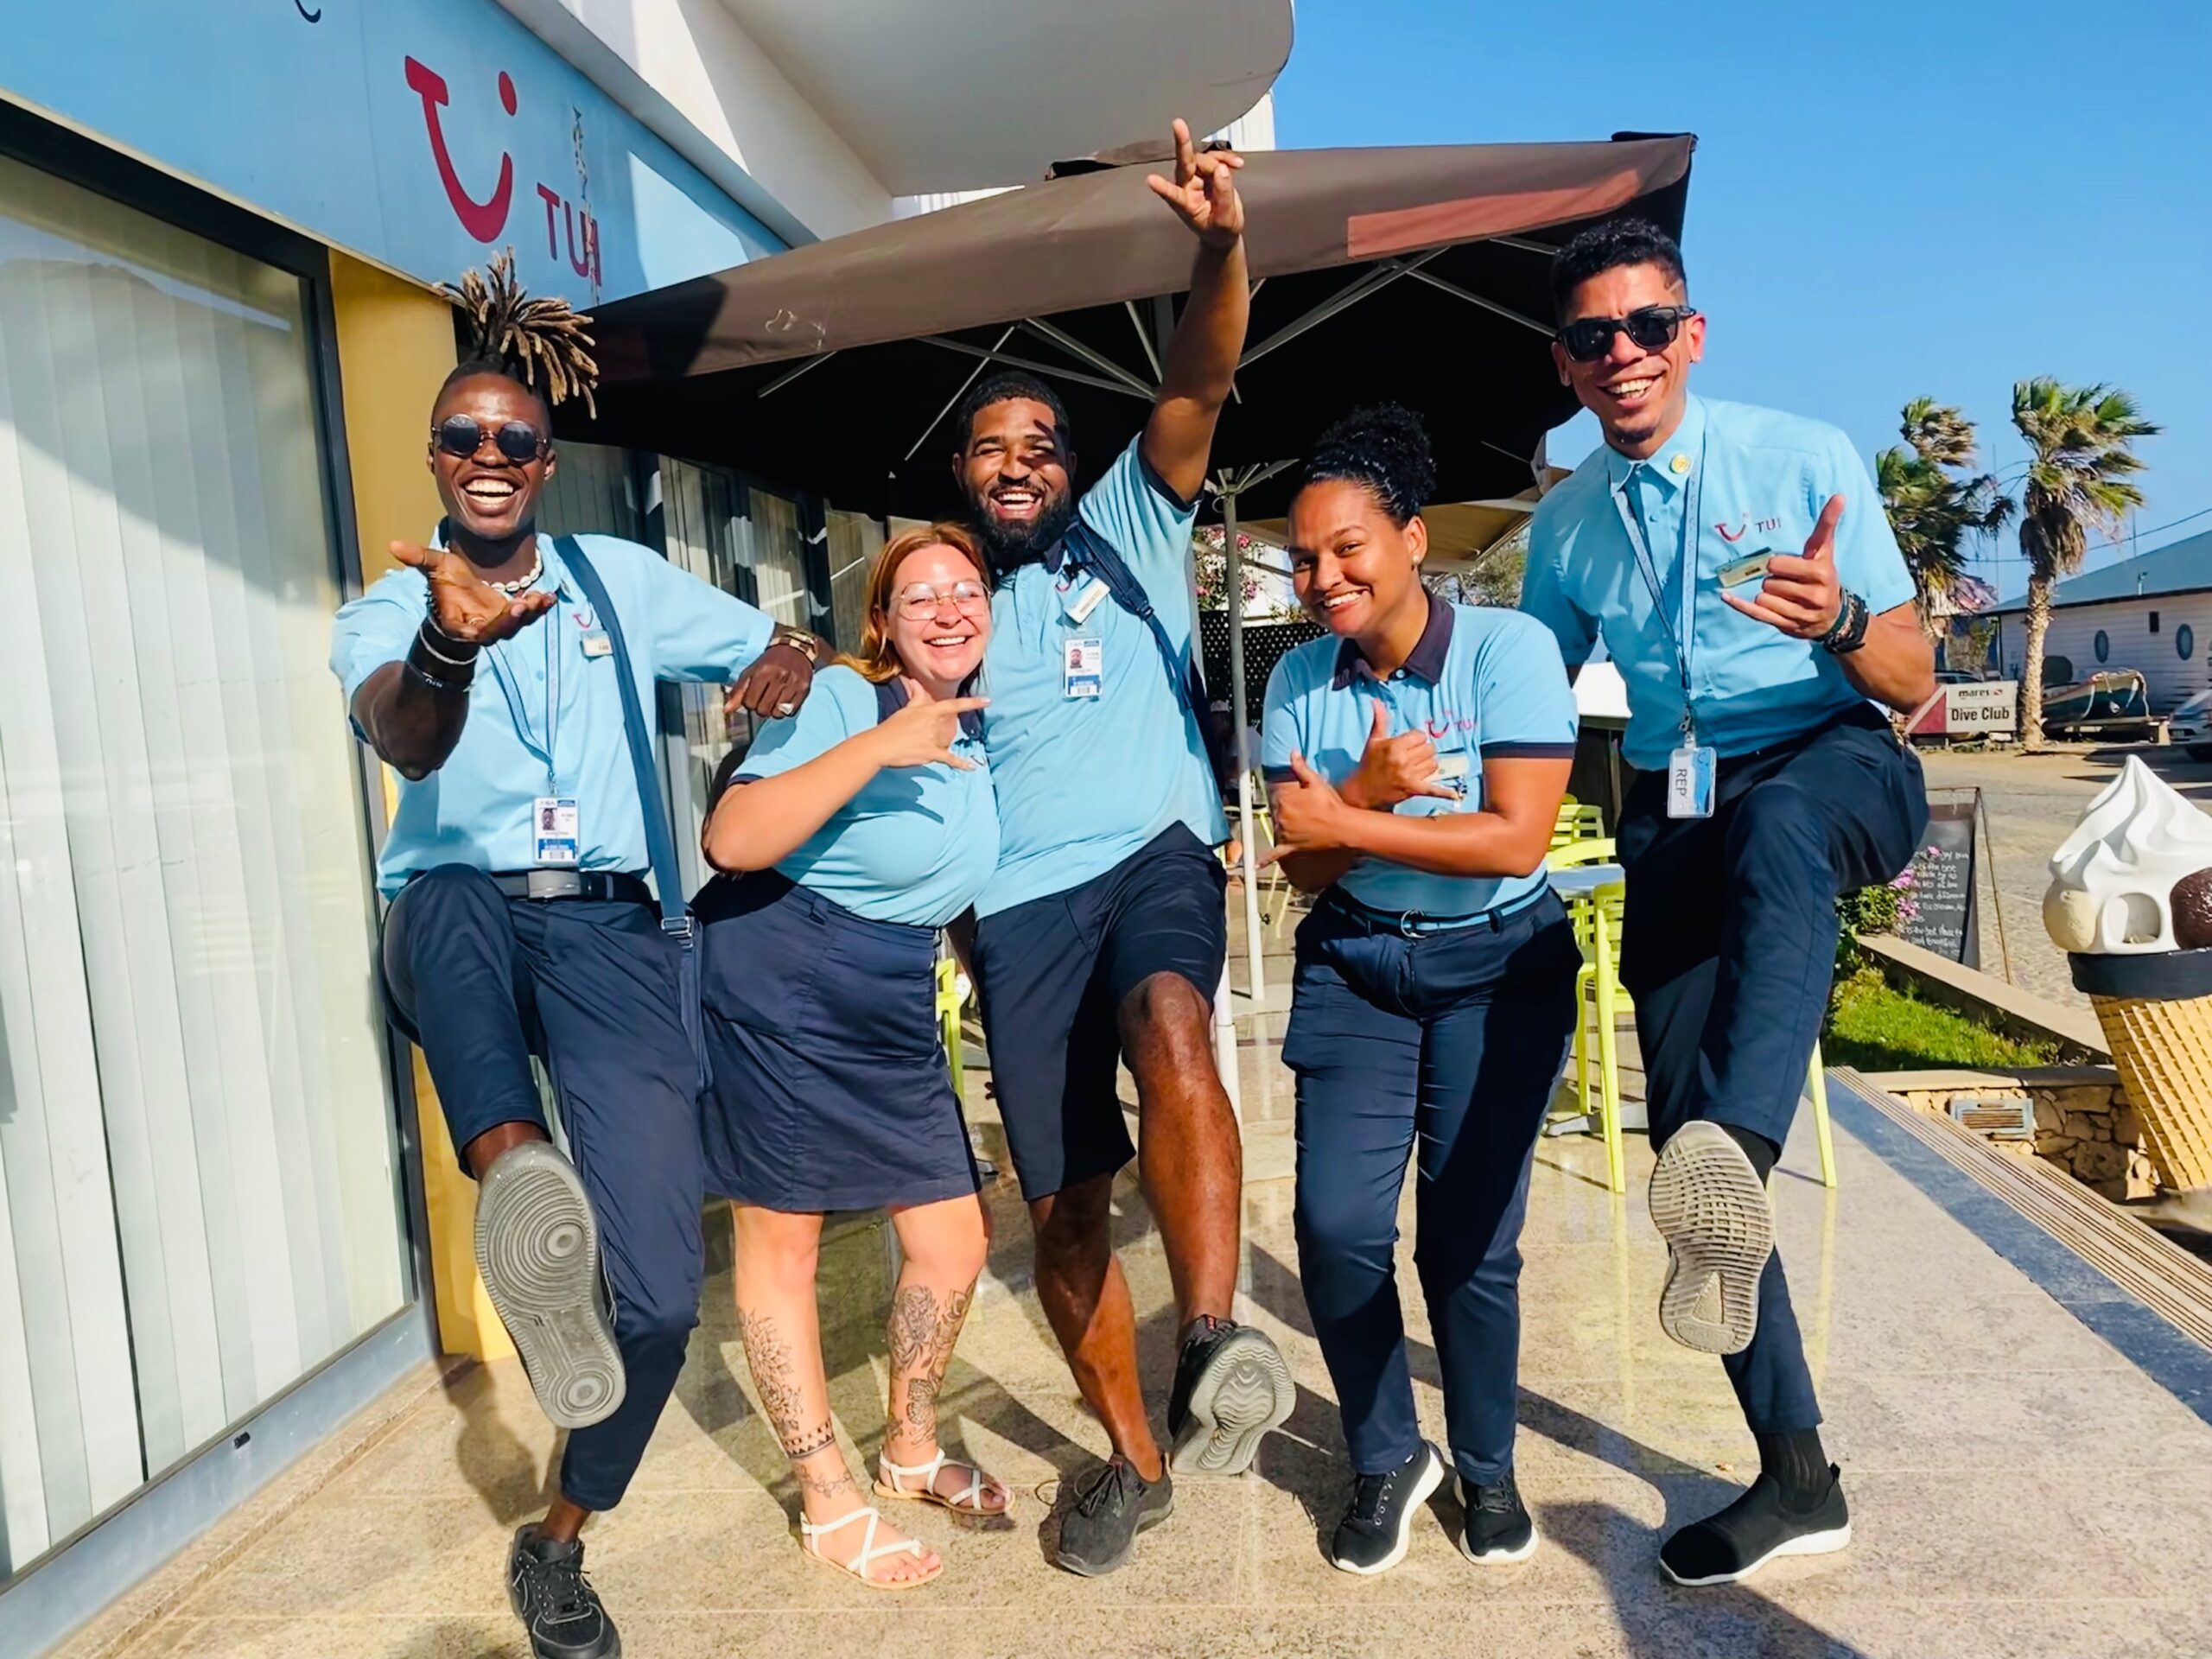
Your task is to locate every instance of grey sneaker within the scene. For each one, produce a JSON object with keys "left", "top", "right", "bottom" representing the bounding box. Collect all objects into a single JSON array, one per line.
[
  {"left": 1053, "top": 1456, "right": 1173, "bottom": 1577},
  {"left": 1649, "top": 1121, "right": 1775, "bottom": 1355},
  {"left": 1166, "top": 1316, "right": 1294, "bottom": 1477},
  {"left": 507, "top": 1526, "right": 620, "bottom": 1658},
  {"left": 475, "top": 1141, "right": 625, "bottom": 1428}
]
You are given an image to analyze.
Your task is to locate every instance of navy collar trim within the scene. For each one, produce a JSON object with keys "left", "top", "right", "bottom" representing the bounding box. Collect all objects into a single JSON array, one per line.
[
  {"left": 874, "top": 673, "right": 984, "bottom": 740},
  {"left": 1331, "top": 594, "right": 1453, "bottom": 690}
]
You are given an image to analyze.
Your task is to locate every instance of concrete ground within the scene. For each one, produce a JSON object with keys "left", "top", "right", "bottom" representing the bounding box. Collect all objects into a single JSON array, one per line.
[
  {"left": 1917, "top": 743, "right": 2212, "bottom": 1011},
  {"left": 85, "top": 1065, "right": 2212, "bottom": 1657}
]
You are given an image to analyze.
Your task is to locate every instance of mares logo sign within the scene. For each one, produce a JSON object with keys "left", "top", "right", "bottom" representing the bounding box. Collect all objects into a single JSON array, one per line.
[{"left": 403, "top": 54, "right": 604, "bottom": 292}]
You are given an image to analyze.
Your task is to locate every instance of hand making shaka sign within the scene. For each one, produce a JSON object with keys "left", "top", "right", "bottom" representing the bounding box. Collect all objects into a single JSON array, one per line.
[{"left": 1719, "top": 495, "right": 1846, "bottom": 639}]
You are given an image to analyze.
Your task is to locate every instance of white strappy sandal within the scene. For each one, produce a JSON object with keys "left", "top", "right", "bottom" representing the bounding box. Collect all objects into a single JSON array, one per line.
[
  {"left": 875, "top": 1448, "right": 1011, "bottom": 1518},
  {"left": 798, "top": 1503, "right": 942, "bottom": 1590}
]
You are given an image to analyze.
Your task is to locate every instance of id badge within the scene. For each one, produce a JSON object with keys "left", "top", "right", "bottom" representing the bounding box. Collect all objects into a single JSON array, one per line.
[
  {"left": 1065, "top": 577, "right": 1109, "bottom": 625},
  {"left": 1063, "top": 636, "right": 1103, "bottom": 699},
  {"left": 580, "top": 630, "right": 614, "bottom": 659},
  {"left": 1667, "top": 745, "right": 1716, "bottom": 820},
  {"left": 533, "top": 796, "right": 581, "bottom": 864},
  {"left": 1433, "top": 752, "right": 1471, "bottom": 802}
]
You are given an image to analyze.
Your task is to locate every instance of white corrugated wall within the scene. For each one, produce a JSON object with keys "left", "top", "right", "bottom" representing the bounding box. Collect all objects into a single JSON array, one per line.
[{"left": 1994, "top": 593, "right": 2212, "bottom": 712}]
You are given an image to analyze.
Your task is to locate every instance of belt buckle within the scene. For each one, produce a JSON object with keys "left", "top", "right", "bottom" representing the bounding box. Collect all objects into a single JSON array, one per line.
[
  {"left": 525, "top": 868, "right": 586, "bottom": 901},
  {"left": 1397, "top": 909, "right": 1427, "bottom": 939}
]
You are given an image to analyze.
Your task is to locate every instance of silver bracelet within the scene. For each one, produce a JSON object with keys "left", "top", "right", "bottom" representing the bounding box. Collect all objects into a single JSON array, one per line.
[{"left": 415, "top": 619, "right": 480, "bottom": 667}]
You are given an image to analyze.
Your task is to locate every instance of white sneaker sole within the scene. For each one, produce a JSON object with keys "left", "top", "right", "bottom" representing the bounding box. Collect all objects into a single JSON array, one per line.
[
  {"left": 1649, "top": 1121, "right": 1775, "bottom": 1355},
  {"left": 1169, "top": 1327, "right": 1294, "bottom": 1477},
  {"left": 1332, "top": 1450, "right": 1445, "bottom": 1575},
  {"left": 1662, "top": 1522, "right": 1853, "bottom": 1586},
  {"left": 475, "top": 1142, "right": 626, "bottom": 1430},
  {"left": 1457, "top": 1478, "right": 1541, "bottom": 1565}
]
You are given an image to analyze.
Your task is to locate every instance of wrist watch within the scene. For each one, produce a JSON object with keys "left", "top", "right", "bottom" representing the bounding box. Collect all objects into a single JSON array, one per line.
[
  {"left": 1819, "top": 588, "right": 1871, "bottom": 655},
  {"left": 776, "top": 627, "right": 823, "bottom": 665}
]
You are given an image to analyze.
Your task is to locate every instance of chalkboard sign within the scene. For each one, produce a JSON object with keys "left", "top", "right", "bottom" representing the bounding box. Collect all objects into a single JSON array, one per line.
[{"left": 1899, "top": 796, "right": 1980, "bottom": 967}]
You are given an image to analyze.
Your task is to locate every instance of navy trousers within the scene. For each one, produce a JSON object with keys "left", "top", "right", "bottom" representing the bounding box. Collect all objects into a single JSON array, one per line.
[
  {"left": 382, "top": 865, "right": 705, "bottom": 1513},
  {"left": 1618, "top": 706, "right": 1927, "bottom": 1432},
  {"left": 1283, "top": 891, "right": 1579, "bottom": 1484}
]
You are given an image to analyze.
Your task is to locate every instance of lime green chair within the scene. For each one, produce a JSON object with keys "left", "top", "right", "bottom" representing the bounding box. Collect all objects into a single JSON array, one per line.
[
  {"left": 935, "top": 953, "right": 971, "bottom": 1099},
  {"left": 1544, "top": 838, "right": 1835, "bottom": 1194},
  {"left": 1550, "top": 798, "right": 1606, "bottom": 850}
]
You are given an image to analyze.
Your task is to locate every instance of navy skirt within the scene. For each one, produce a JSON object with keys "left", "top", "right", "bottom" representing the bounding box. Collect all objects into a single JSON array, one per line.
[{"left": 696, "top": 871, "right": 979, "bottom": 1212}]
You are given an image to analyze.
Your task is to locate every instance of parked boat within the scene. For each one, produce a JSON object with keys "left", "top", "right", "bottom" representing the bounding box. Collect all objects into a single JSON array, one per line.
[{"left": 2041, "top": 667, "right": 2152, "bottom": 733}]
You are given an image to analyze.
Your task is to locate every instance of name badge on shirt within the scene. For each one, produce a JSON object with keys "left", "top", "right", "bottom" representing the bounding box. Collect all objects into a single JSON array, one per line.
[
  {"left": 1433, "top": 752, "right": 1471, "bottom": 800},
  {"left": 1065, "top": 577, "right": 1109, "bottom": 625},
  {"left": 580, "top": 630, "right": 613, "bottom": 658},
  {"left": 1063, "top": 636, "right": 1103, "bottom": 699},
  {"left": 1667, "top": 744, "right": 1716, "bottom": 819},
  {"left": 533, "top": 796, "right": 581, "bottom": 864}
]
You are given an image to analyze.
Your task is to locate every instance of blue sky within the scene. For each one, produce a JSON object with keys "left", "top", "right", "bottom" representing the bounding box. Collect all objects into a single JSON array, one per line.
[{"left": 1273, "top": 0, "right": 2209, "bottom": 600}]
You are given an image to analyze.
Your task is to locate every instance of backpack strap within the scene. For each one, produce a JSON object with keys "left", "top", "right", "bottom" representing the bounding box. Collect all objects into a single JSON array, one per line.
[
  {"left": 1058, "top": 521, "right": 1229, "bottom": 798},
  {"left": 555, "top": 536, "right": 709, "bottom": 1091}
]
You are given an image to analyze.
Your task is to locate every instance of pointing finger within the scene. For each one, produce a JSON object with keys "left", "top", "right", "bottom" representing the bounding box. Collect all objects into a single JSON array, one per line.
[
  {"left": 1721, "top": 589, "right": 1795, "bottom": 631},
  {"left": 1172, "top": 117, "right": 1196, "bottom": 179},
  {"left": 1804, "top": 494, "right": 1845, "bottom": 561}
]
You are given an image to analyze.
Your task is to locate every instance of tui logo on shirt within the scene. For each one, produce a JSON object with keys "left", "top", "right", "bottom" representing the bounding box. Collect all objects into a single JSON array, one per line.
[{"left": 1715, "top": 515, "right": 1783, "bottom": 542}]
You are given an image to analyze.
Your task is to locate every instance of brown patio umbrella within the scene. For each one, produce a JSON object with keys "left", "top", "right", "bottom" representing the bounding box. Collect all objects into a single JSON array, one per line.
[{"left": 585, "top": 131, "right": 1694, "bottom": 524}]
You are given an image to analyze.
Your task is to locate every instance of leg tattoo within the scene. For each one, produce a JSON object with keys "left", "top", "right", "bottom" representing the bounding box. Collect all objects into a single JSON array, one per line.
[
  {"left": 738, "top": 1306, "right": 840, "bottom": 1463},
  {"left": 887, "top": 1285, "right": 975, "bottom": 1444}
]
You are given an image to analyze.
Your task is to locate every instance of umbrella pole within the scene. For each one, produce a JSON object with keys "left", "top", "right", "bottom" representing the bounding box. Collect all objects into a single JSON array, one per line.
[{"left": 1223, "top": 492, "right": 1272, "bottom": 1124}]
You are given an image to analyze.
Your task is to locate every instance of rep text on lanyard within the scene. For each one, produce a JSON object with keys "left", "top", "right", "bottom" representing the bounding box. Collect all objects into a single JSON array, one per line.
[{"left": 486, "top": 577, "right": 582, "bottom": 863}]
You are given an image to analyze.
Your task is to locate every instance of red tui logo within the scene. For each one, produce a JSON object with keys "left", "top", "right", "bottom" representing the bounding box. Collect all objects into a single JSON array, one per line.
[{"left": 404, "top": 56, "right": 517, "bottom": 242}]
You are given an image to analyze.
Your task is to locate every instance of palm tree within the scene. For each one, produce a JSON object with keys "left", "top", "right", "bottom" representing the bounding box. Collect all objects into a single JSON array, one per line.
[
  {"left": 1876, "top": 398, "right": 2012, "bottom": 641},
  {"left": 2012, "top": 379, "right": 2159, "bottom": 750}
]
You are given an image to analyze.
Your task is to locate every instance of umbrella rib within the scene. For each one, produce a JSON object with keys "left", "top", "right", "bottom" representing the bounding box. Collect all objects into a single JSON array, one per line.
[
  {"left": 1492, "top": 234, "right": 1562, "bottom": 257},
  {"left": 902, "top": 324, "right": 1019, "bottom": 462},
  {"left": 1020, "top": 317, "right": 1158, "bottom": 396},
  {"left": 756, "top": 351, "right": 838, "bottom": 399},
  {"left": 916, "top": 334, "right": 1153, "bottom": 401},
  {"left": 1236, "top": 250, "right": 1443, "bottom": 370},
  {"left": 1401, "top": 266, "right": 1553, "bottom": 335},
  {"left": 1124, "top": 301, "right": 1166, "bottom": 383}
]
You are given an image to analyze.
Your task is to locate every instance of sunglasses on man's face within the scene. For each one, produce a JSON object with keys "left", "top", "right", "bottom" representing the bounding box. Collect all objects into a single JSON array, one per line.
[
  {"left": 1555, "top": 305, "right": 1698, "bottom": 365},
  {"left": 432, "top": 415, "right": 550, "bottom": 464}
]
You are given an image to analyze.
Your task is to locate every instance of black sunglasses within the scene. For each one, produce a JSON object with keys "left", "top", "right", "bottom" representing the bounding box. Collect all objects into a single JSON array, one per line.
[
  {"left": 432, "top": 415, "right": 550, "bottom": 464},
  {"left": 1555, "top": 305, "right": 1698, "bottom": 364}
]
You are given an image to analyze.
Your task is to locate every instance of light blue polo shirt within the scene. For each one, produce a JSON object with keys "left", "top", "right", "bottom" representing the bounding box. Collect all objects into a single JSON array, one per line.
[
  {"left": 730, "top": 665, "right": 997, "bottom": 929},
  {"left": 1520, "top": 396, "right": 1915, "bottom": 770},
  {"left": 1262, "top": 599, "right": 1578, "bottom": 921},
  {"left": 330, "top": 531, "right": 773, "bottom": 897},
  {"left": 977, "top": 438, "right": 1226, "bottom": 918}
]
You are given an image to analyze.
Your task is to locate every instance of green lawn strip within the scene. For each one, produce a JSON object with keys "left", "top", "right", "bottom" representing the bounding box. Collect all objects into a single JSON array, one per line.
[{"left": 1822, "top": 967, "right": 2057, "bottom": 1075}]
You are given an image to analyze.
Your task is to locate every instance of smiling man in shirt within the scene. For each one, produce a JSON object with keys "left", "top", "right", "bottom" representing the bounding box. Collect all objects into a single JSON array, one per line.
[
  {"left": 331, "top": 304, "right": 818, "bottom": 1659},
  {"left": 954, "top": 120, "right": 1295, "bottom": 1577},
  {"left": 1521, "top": 219, "right": 1933, "bottom": 1587}
]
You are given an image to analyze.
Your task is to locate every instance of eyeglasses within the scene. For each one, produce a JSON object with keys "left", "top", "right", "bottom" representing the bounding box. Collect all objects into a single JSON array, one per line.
[
  {"left": 893, "top": 581, "right": 991, "bottom": 620},
  {"left": 1555, "top": 305, "right": 1698, "bottom": 364},
  {"left": 432, "top": 415, "right": 550, "bottom": 463}
]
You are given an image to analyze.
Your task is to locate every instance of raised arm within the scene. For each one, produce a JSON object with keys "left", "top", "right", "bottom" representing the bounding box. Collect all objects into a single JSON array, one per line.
[{"left": 1140, "top": 119, "right": 1249, "bottom": 506}]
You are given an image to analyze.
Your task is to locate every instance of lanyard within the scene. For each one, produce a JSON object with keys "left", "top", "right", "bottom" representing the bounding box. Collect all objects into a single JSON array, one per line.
[
  {"left": 483, "top": 550, "right": 563, "bottom": 795},
  {"left": 1611, "top": 435, "right": 1705, "bottom": 740}
]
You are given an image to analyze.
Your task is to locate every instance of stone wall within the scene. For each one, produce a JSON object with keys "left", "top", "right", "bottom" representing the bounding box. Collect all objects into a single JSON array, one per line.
[{"left": 1881, "top": 1067, "right": 2163, "bottom": 1202}]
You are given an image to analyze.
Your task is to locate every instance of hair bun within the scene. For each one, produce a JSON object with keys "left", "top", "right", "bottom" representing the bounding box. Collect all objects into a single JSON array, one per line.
[{"left": 1301, "top": 403, "right": 1437, "bottom": 524}]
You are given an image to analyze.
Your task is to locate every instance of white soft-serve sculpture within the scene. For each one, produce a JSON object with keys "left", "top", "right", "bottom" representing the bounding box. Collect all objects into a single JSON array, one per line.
[{"left": 2044, "top": 755, "right": 2212, "bottom": 955}]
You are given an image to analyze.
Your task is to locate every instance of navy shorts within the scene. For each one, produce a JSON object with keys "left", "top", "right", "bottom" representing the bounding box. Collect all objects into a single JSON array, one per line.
[
  {"left": 696, "top": 872, "right": 979, "bottom": 1213},
  {"left": 972, "top": 824, "right": 1228, "bottom": 1199}
]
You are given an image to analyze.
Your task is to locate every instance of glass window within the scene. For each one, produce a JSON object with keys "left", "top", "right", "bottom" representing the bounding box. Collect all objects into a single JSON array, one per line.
[
  {"left": 2179, "top": 624, "right": 2196, "bottom": 662},
  {"left": 826, "top": 509, "right": 886, "bottom": 652},
  {"left": 0, "top": 154, "right": 404, "bottom": 1580},
  {"left": 2094, "top": 630, "right": 2111, "bottom": 664}
]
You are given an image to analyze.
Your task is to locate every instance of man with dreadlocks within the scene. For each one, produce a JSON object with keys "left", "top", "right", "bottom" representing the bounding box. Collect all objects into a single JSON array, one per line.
[{"left": 331, "top": 255, "right": 822, "bottom": 1659}]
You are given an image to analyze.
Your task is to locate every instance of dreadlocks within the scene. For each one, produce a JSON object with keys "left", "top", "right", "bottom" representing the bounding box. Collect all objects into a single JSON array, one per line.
[{"left": 436, "top": 249, "right": 600, "bottom": 418}]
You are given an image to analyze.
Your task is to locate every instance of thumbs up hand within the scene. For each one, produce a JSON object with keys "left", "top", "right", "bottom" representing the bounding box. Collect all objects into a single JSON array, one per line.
[
  {"left": 1720, "top": 494, "right": 1845, "bottom": 639},
  {"left": 1343, "top": 698, "right": 1458, "bottom": 810}
]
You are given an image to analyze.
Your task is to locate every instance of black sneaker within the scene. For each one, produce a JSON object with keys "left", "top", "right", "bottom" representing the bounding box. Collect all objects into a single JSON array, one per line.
[
  {"left": 1166, "top": 1316, "right": 1294, "bottom": 1477},
  {"left": 1660, "top": 1465, "right": 1852, "bottom": 1586},
  {"left": 1459, "top": 1470, "right": 1539, "bottom": 1564},
  {"left": 1053, "top": 1456, "right": 1174, "bottom": 1577},
  {"left": 507, "top": 1526, "right": 620, "bottom": 1659},
  {"left": 1330, "top": 1443, "right": 1445, "bottom": 1575},
  {"left": 476, "top": 1141, "right": 626, "bottom": 1428}
]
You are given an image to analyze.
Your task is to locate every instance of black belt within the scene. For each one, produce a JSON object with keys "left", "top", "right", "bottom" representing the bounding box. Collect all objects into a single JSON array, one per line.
[
  {"left": 487, "top": 869, "right": 655, "bottom": 905},
  {"left": 1323, "top": 884, "right": 1550, "bottom": 939}
]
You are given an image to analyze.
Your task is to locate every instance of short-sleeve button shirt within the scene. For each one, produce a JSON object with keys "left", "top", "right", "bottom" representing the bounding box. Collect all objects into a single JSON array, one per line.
[
  {"left": 726, "top": 665, "right": 998, "bottom": 930},
  {"left": 329, "top": 531, "right": 773, "bottom": 896},
  {"left": 1262, "top": 598, "right": 1578, "bottom": 921},
  {"left": 1519, "top": 396, "right": 1915, "bottom": 771},
  {"left": 977, "top": 437, "right": 1226, "bottom": 917}
]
